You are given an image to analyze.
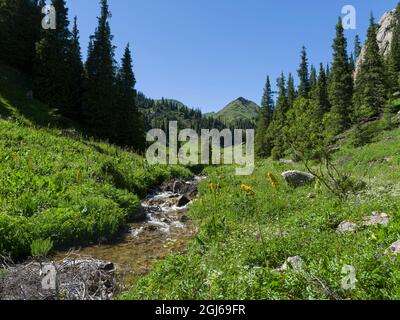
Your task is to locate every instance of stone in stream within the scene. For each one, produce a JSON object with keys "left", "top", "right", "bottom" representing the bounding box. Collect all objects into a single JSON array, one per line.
[
  {"left": 177, "top": 195, "right": 191, "bottom": 208},
  {"left": 281, "top": 170, "right": 315, "bottom": 187}
]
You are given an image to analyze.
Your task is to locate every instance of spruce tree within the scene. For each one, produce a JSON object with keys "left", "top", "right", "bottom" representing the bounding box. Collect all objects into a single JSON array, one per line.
[
  {"left": 0, "top": 0, "right": 43, "bottom": 74},
  {"left": 327, "top": 17, "right": 353, "bottom": 136},
  {"left": 255, "top": 76, "right": 274, "bottom": 157},
  {"left": 388, "top": 3, "right": 400, "bottom": 94},
  {"left": 353, "top": 14, "right": 387, "bottom": 120},
  {"left": 34, "top": 0, "right": 77, "bottom": 116},
  {"left": 84, "top": 0, "right": 117, "bottom": 140},
  {"left": 115, "top": 44, "right": 145, "bottom": 150},
  {"left": 268, "top": 74, "right": 289, "bottom": 160},
  {"left": 354, "top": 34, "right": 362, "bottom": 60},
  {"left": 287, "top": 73, "right": 297, "bottom": 109},
  {"left": 67, "top": 16, "right": 84, "bottom": 121},
  {"left": 297, "top": 46, "right": 310, "bottom": 98},
  {"left": 312, "top": 63, "right": 330, "bottom": 120}
]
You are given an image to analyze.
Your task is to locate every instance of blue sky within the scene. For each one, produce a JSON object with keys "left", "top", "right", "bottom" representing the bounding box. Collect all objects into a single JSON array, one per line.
[{"left": 66, "top": 0, "right": 397, "bottom": 112}]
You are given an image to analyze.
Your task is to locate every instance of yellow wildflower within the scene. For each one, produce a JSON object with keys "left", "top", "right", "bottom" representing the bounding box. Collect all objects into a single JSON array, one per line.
[
  {"left": 241, "top": 184, "right": 255, "bottom": 195},
  {"left": 267, "top": 172, "right": 278, "bottom": 188}
]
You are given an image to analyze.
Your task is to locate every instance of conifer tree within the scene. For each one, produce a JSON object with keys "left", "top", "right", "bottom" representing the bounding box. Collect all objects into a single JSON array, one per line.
[
  {"left": 67, "top": 16, "right": 84, "bottom": 121},
  {"left": 268, "top": 74, "right": 289, "bottom": 160},
  {"left": 287, "top": 73, "right": 297, "bottom": 109},
  {"left": 354, "top": 34, "right": 362, "bottom": 60},
  {"left": 353, "top": 14, "right": 387, "bottom": 120},
  {"left": 311, "top": 63, "right": 330, "bottom": 121},
  {"left": 255, "top": 76, "right": 274, "bottom": 157},
  {"left": 84, "top": 0, "right": 117, "bottom": 140},
  {"left": 310, "top": 65, "right": 317, "bottom": 92},
  {"left": 327, "top": 18, "right": 353, "bottom": 135},
  {"left": 297, "top": 46, "right": 310, "bottom": 98},
  {"left": 115, "top": 44, "right": 145, "bottom": 150},
  {"left": 0, "top": 0, "right": 43, "bottom": 74},
  {"left": 34, "top": 0, "right": 78, "bottom": 116},
  {"left": 388, "top": 3, "right": 400, "bottom": 93}
]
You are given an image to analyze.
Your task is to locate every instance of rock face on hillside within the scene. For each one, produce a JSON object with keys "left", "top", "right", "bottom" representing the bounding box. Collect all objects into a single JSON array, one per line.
[{"left": 355, "top": 9, "right": 396, "bottom": 75}]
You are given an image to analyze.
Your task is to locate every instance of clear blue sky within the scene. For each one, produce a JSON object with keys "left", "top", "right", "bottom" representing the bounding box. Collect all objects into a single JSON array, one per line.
[{"left": 65, "top": 0, "right": 397, "bottom": 112}]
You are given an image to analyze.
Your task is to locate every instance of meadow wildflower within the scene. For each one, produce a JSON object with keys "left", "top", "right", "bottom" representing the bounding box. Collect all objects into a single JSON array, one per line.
[
  {"left": 241, "top": 184, "right": 255, "bottom": 195},
  {"left": 267, "top": 172, "right": 278, "bottom": 188}
]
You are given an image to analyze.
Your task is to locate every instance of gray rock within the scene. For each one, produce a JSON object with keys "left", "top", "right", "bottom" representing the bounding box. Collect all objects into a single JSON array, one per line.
[
  {"left": 388, "top": 240, "right": 400, "bottom": 255},
  {"left": 337, "top": 221, "right": 358, "bottom": 233},
  {"left": 281, "top": 170, "right": 315, "bottom": 187},
  {"left": 279, "top": 159, "right": 295, "bottom": 164},
  {"left": 362, "top": 212, "right": 390, "bottom": 227},
  {"left": 275, "top": 256, "right": 303, "bottom": 273},
  {"left": 356, "top": 9, "right": 396, "bottom": 77},
  {"left": 177, "top": 195, "right": 190, "bottom": 208}
]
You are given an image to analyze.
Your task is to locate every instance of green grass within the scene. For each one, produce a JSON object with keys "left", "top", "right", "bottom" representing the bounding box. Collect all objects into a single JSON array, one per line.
[
  {"left": 121, "top": 127, "right": 400, "bottom": 300},
  {"left": 0, "top": 64, "right": 191, "bottom": 259}
]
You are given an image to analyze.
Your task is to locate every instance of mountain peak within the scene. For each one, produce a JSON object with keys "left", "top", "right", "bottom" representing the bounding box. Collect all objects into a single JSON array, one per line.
[{"left": 214, "top": 97, "right": 260, "bottom": 124}]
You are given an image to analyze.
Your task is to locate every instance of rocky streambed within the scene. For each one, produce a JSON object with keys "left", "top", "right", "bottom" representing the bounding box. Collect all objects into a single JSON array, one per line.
[{"left": 0, "top": 176, "right": 205, "bottom": 300}]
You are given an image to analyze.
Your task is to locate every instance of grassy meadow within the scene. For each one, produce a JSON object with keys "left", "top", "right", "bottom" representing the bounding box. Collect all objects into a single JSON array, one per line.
[{"left": 122, "top": 127, "right": 400, "bottom": 300}]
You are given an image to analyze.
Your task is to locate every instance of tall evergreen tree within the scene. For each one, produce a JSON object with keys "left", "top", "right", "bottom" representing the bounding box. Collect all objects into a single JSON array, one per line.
[
  {"left": 353, "top": 14, "right": 387, "bottom": 120},
  {"left": 255, "top": 76, "right": 274, "bottom": 157},
  {"left": 84, "top": 0, "right": 117, "bottom": 140},
  {"left": 327, "top": 17, "right": 353, "bottom": 135},
  {"left": 297, "top": 46, "right": 310, "bottom": 98},
  {"left": 287, "top": 73, "right": 297, "bottom": 109},
  {"left": 354, "top": 34, "right": 362, "bottom": 60},
  {"left": 67, "top": 16, "right": 84, "bottom": 121},
  {"left": 310, "top": 65, "right": 317, "bottom": 92},
  {"left": 268, "top": 74, "right": 288, "bottom": 160},
  {"left": 0, "top": 0, "right": 43, "bottom": 74},
  {"left": 115, "top": 44, "right": 145, "bottom": 150},
  {"left": 34, "top": 0, "right": 80, "bottom": 117},
  {"left": 312, "top": 63, "right": 330, "bottom": 121},
  {"left": 388, "top": 3, "right": 400, "bottom": 93}
]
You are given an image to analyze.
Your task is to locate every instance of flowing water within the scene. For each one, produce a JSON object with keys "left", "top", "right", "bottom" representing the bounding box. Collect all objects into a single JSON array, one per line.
[{"left": 53, "top": 176, "right": 205, "bottom": 287}]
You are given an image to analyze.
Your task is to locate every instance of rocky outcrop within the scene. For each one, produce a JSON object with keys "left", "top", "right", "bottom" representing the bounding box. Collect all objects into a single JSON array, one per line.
[
  {"left": 281, "top": 170, "right": 315, "bottom": 187},
  {"left": 355, "top": 9, "right": 396, "bottom": 76}
]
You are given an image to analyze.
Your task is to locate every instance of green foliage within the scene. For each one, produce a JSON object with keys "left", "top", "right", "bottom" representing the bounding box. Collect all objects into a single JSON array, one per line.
[
  {"left": 31, "top": 239, "right": 54, "bottom": 258},
  {"left": 121, "top": 128, "right": 400, "bottom": 300},
  {"left": 0, "top": 119, "right": 190, "bottom": 259}
]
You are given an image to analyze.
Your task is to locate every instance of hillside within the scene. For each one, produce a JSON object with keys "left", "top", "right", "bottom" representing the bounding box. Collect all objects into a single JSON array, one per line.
[
  {"left": 0, "top": 64, "right": 191, "bottom": 259},
  {"left": 122, "top": 123, "right": 400, "bottom": 300},
  {"left": 214, "top": 97, "right": 260, "bottom": 125}
]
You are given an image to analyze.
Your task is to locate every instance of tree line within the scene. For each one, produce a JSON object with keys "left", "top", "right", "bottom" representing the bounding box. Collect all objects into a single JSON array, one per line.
[
  {"left": 0, "top": 0, "right": 145, "bottom": 151},
  {"left": 256, "top": 4, "right": 400, "bottom": 160}
]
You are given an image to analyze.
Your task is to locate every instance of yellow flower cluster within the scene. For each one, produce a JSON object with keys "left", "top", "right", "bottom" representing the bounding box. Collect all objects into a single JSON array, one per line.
[
  {"left": 241, "top": 184, "right": 255, "bottom": 195},
  {"left": 267, "top": 172, "right": 278, "bottom": 188}
]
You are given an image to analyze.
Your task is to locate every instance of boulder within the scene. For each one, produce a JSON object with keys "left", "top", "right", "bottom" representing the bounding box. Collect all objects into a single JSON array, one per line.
[
  {"left": 362, "top": 212, "right": 390, "bottom": 227},
  {"left": 337, "top": 221, "right": 358, "bottom": 233},
  {"left": 275, "top": 256, "right": 303, "bottom": 273},
  {"left": 177, "top": 195, "right": 190, "bottom": 208},
  {"left": 281, "top": 170, "right": 315, "bottom": 187}
]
